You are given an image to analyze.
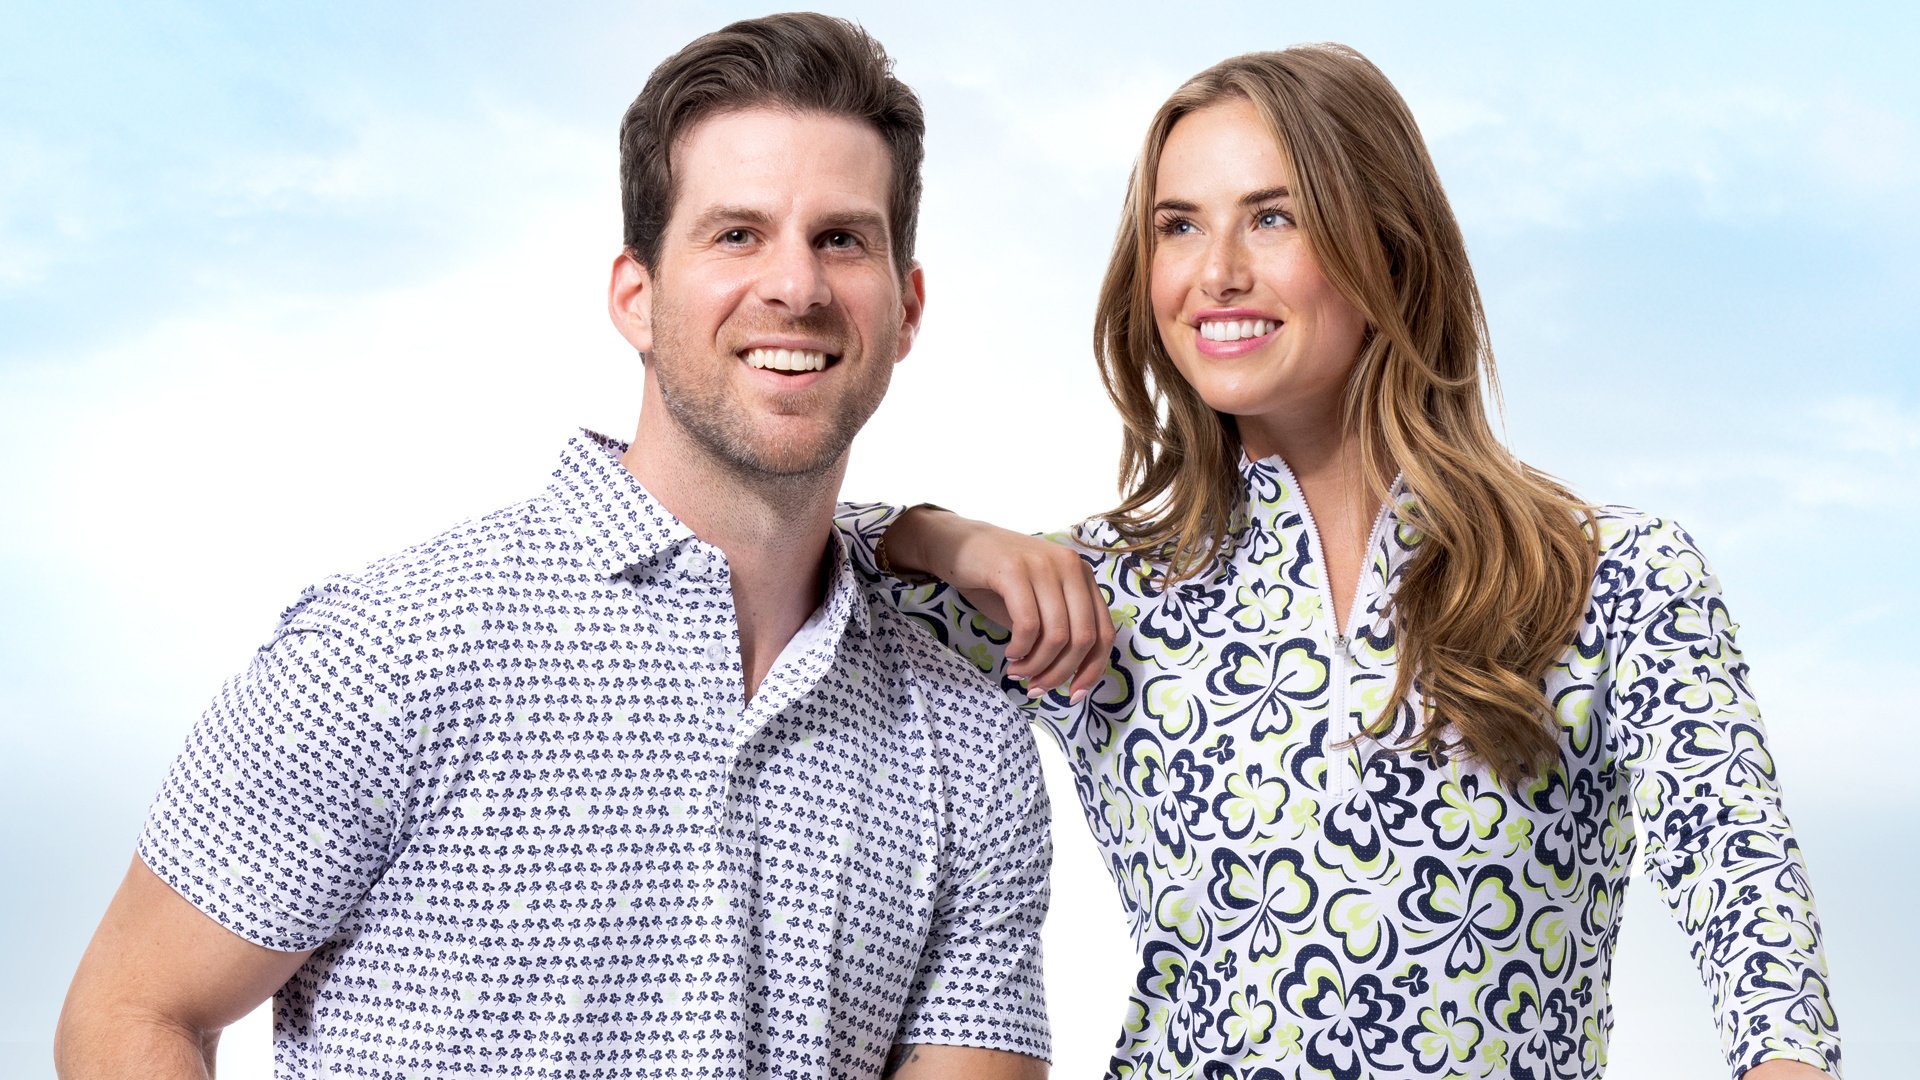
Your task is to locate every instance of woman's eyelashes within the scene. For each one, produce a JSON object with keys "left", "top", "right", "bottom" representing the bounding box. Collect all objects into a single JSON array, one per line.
[
  {"left": 1253, "top": 205, "right": 1294, "bottom": 229},
  {"left": 1153, "top": 206, "right": 1294, "bottom": 239},
  {"left": 1153, "top": 214, "right": 1196, "bottom": 238}
]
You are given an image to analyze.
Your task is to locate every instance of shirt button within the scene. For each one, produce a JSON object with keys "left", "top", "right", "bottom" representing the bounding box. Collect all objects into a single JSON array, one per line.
[{"left": 704, "top": 642, "right": 729, "bottom": 664}]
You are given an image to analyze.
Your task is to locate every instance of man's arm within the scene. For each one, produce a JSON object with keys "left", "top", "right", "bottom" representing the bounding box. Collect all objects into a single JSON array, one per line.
[
  {"left": 883, "top": 634, "right": 1053, "bottom": 1070},
  {"left": 55, "top": 856, "right": 312, "bottom": 1079},
  {"left": 885, "top": 1042, "right": 1046, "bottom": 1079}
]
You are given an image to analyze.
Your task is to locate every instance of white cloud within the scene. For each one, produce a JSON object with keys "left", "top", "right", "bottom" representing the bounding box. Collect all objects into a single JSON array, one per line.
[
  {"left": 1814, "top": 395, "right": 1920, "bottom": 457},
  {"left": 195, "top": 98, "right": 604, "bottom": 219},
  {"left": 0, "top": 130, "right": 106, "bottom": 289},
  {"left": 1591, "top": 394, "right": 1918, "bottom": 520},
  {"left": 1432, "top": 77, "right": 1917, "bottom": 233}
]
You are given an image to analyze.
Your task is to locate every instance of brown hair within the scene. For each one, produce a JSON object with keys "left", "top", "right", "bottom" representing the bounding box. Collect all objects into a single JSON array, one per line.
[
  {"left": 619, "top": 12, "right": 925, "bottom": 279},
  {"left": 1093, "top": 44, "right": 1597, "bottom": 784}
]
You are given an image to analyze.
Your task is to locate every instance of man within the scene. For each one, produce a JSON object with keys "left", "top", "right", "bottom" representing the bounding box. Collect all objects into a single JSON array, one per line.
[{"left": 55, "top": 13, "right": 1050, "bottom": 1079}]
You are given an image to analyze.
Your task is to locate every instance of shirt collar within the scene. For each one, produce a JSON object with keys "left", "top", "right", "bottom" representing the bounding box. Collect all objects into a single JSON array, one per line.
[
  {"left": 822, "top": 529, "right": 872, "bottom": 638},
  {"left": 550, "top": 429, "right": 696, "bottom": 576},
  {"left": 549, "top": 429, "right": 870, "bottom": 637}
]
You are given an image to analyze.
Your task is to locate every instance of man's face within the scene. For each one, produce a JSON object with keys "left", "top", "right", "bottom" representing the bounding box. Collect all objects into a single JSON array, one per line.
[{"left": 617, "top": 107, "right": 923, "bottom": 481}]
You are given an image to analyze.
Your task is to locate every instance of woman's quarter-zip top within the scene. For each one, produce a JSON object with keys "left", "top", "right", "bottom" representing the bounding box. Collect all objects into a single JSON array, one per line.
[{"left": 1260, "top": 454, "right": 1397, "bottom": 802}]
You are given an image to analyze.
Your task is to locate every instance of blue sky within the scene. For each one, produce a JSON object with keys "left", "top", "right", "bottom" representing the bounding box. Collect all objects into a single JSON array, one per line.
[{"left": 3, "top": 2, "right": 1915, "bottom": 1076}]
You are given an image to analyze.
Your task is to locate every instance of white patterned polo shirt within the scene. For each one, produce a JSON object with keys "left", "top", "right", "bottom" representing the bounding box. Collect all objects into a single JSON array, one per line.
[{"left": 139, "top": 430, "right": 1051, "bottom": 1079}]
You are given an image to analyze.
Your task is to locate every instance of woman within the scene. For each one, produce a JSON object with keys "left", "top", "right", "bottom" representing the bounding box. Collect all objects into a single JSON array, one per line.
[{"left": 841, "top": 45, "right": 1839, "bottom": 1080}]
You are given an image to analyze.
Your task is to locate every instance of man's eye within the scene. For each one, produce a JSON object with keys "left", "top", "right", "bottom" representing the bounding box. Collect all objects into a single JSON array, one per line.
[
  {"left": 720, "top": 228, "right": 753, "bottom": 245},
  {"left": 823, "top": 231, "right": 861, "bottom": 250}
]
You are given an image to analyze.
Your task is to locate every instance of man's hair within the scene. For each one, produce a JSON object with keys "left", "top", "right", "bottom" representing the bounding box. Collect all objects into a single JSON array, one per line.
[{"left": 619, "top": 12, "right": 925, "bottom": 280}]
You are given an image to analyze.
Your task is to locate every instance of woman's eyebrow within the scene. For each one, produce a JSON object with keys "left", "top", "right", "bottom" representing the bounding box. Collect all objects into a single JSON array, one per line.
[{"left": 1151, "top": 187, "right": 1292, "bottom": 215}]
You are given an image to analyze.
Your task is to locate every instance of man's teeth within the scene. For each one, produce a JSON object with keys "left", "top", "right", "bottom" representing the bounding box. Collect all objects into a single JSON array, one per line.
[
  {"left": 1199, "top": 319, "right": 1278, "bottom": 342},
  {"left": 743, "top": 347, "right": 829, "bottom": 372}
]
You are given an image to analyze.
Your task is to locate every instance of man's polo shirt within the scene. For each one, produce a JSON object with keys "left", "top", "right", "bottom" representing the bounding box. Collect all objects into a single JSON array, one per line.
[{"left": 138, "top": 431, "right": 1051, "bottom": 1079}]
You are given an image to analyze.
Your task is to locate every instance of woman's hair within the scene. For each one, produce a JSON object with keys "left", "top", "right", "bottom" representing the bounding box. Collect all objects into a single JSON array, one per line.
[{"left": 1093, "top": 44, "right": 1597, "bottom": 784}]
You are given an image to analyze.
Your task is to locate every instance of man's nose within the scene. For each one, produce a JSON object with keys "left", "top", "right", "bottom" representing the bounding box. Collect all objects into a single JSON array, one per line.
[{"left": 755, "top": 237, "right": 832, "bottom": 314}]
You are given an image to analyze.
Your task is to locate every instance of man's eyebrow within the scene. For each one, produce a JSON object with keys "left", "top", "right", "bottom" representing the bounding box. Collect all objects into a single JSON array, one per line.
[
  {"left": 820, "top": 209, "right": 888, "bottom": 235},
  {"left": 685, "top": 205, "right": 775, "bottom": 234}
]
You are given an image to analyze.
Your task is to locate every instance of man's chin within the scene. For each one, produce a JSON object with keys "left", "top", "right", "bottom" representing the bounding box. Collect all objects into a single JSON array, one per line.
[{"left": 705, "top": 430, "right": 854, "bottom": 483}]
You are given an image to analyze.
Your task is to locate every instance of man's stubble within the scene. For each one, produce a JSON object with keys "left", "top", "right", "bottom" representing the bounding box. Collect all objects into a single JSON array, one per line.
[{"left": 645, "top": 288, "right": 897, "bottom": 489}]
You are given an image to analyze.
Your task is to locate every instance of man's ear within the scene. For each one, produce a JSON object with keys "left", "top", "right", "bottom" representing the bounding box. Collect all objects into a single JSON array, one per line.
[
  {"left": 894, "top": 261, "right": 926, "bottom": 362},
  {"left": 608, "top": 249, "right": 654, "bottom": 356}
]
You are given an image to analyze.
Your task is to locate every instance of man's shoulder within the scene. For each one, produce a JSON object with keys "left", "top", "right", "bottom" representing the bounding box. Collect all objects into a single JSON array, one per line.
[
  {"left": 277, "top": 490, "right": 592, "bottom": 645},
  {"left": 858, "top": 584, "right": 1027, "bottom": 735}
]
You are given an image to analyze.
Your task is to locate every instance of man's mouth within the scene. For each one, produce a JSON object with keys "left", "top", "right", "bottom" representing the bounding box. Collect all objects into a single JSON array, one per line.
[
  {"left": 1198, "top": 318, "right": 1278, "bottom": 342},
  {"left": 742, "top": 346, "right": 834, "bottom": 373}
]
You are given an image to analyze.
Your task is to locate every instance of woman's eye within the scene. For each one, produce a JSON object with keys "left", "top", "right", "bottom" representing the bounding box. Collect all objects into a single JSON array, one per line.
[
  {"left": 1255, "top": 209, "right": 1291, "bottom": 229},
  {"left": 1154, "top": 217, "right": 1195, "bottom": 236}
]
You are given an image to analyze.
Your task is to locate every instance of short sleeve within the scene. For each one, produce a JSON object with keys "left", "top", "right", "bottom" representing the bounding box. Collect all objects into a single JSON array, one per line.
[
  {"left": 895, "top": 677, "right": 1052, "bottom": 1060},
  {"left": 138, "top": 585, "right": 410, "bottom": 952},
  {"left": 1607, "top": 517, "right": 1842, "bottom": 1078}
]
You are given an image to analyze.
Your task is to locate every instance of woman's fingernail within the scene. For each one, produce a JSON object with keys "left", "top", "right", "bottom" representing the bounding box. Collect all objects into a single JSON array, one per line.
[{"left": 1070, "top": 689, "right": 1089, "bottom": 705}]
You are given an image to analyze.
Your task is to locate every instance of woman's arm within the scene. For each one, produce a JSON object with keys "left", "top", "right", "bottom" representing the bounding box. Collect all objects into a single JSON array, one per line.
[
  {"left": 837, "top": 503, "right": 1114, "bottom": 704},
  {"left": 1608, "top": 516, "right": 1841, "bottom": 1079}
]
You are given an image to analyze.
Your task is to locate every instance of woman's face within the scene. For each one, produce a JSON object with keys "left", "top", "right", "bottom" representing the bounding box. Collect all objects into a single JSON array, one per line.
[{"left": 1148, "top": 97, "right": 1368, "bottom": 459}]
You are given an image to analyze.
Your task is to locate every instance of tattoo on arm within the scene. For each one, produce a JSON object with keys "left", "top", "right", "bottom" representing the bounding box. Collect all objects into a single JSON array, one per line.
[{"left": 883, "top": 1043, "right": 921, "bottom": 1077}]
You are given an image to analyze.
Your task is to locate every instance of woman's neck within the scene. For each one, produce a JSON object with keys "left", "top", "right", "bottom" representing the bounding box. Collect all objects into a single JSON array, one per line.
[{"left": 1243, "top": 418, "right": 1386, "bottom": 636}]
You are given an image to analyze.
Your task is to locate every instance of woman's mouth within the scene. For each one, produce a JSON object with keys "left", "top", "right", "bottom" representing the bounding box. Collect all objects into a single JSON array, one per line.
[{"left": 1194, "top": 317, "right": 1280, "bottom": 357}]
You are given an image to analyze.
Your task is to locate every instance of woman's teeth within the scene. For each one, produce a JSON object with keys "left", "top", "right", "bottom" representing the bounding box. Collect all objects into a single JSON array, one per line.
[
  {"left": 743, "top": 347, "right": 829, "bottom": 372},
  {"left": 1199, "top": 319, "right": 1277, "bottom": 342}
]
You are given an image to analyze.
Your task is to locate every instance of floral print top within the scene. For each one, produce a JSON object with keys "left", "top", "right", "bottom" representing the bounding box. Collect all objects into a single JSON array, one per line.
[{"left": 838, "top": 453, "right": 1840, "bottom": 1080}]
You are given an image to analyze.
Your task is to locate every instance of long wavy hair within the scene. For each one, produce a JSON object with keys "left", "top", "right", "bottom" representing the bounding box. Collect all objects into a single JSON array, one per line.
[{"left": 1093, "top": 44, "right": 1597, "bottom": 784}]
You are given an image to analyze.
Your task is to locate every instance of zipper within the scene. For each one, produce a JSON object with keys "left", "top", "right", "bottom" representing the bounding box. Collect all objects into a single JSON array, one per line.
[
  {"left": 1328, "top": 631, "right": 1353, "bottom": 798},
  {"left": 1264, "top": 458, "right": 1399, "bottom": 801}
]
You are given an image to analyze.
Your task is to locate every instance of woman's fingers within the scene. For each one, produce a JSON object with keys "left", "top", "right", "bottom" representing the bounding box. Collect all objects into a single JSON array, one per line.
[
  {"left": 1018, "top": 564, "right": 1076, "bottom": 695},
  {"left": 993, "top": 576, "right": 1041, "bottom": 674},
  {"left": 938, "top": 519, "right": 1114, "bottom": 700},
  {"left": 1067, "top": 567, "right": 1115, "bottom": 702},
  {"left": 1011, "top": 556, "right": 1111, "bottom": 701}
]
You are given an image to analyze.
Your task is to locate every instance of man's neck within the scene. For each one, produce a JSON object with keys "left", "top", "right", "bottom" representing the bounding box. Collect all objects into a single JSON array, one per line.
[{"left": 620, "top": 411, "right": 843, "bottom": 704}]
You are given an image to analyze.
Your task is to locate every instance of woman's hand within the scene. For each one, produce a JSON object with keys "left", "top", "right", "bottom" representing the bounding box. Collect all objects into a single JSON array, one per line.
[{"left": 887, "top": 507, "right": 1114, "bottom": 703}]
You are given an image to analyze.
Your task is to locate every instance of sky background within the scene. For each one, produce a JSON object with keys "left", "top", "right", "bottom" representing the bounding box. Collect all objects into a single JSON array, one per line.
[{"left": 3, "top": 1, "right": 1915, "bottom": 1077}]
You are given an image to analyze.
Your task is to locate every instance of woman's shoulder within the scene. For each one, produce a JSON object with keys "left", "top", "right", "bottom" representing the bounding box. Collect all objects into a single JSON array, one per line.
[
  {"left": 1063, "top": 514, "right": 1125, "bottom": 552},
  {"left": 1581, "top": 503, "right": 1723, "bottom": 625},
  {"left": 1585, "top": 503, "right": 1704, "bottom": 560}
]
